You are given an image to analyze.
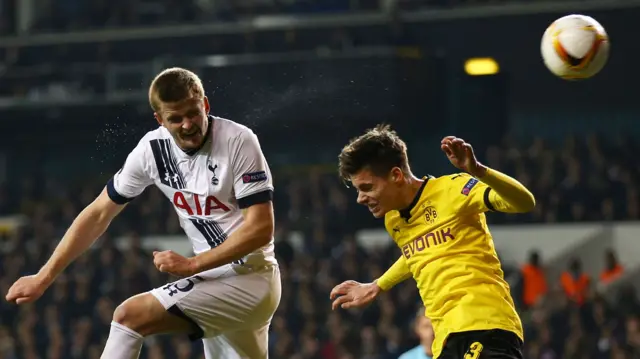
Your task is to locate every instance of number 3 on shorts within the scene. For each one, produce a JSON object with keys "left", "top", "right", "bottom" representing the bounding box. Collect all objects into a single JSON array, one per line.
[{"left": 464, "top": 342, "right": 484, "bottom": 359}]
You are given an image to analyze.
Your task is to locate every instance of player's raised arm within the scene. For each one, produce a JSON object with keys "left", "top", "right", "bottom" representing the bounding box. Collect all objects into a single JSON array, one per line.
[
  {"left": 5, "top": 142, "right": 153, "bottom": 305},
  {"left": 441, "top": 136, "right": 536, "bottom": 214},
  {"left": 190, "top": 130, "right": 274, "bottom": 272}
]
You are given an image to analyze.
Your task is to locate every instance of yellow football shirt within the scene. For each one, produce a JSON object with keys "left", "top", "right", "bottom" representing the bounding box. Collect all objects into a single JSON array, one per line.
[{"left": 384, "top": 173, "right": 523, "bottom": 358}]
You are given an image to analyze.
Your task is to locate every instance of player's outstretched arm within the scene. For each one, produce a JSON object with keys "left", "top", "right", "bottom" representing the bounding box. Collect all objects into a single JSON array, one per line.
[
  {"left": 330, "top": 256, "right": 411, "bottom": 310},
  {"left": 5, "top": 189, "right": 126, "bottom": 304},
  {"left": 441, "top": 136, "right": 535, "bottom": 213},
  {"left": 377, "top": 255, "right": 412, "bottom": 291},
  {"left": 7, "top": 139, "right": 151, "bottom": 305}
]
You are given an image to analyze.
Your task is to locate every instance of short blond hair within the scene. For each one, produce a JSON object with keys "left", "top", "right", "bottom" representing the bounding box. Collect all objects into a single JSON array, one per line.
[{"left": 148, "top": 67, "right": 205, "bottom": 112}]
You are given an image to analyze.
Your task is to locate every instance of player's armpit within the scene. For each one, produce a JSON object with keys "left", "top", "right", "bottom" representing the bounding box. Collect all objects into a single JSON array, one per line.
[
  {"left": 193, "top": 201, "right": 274, "bottom": 272},
  {"left": 376, "top": 256, "right": 412, "bottom": 291},
  {"left": 477, "top": 167, "right": 536, "bottom": 213}
]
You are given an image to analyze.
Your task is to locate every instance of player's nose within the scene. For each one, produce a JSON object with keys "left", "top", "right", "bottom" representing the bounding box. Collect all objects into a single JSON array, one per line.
[
  {"left": 181, "top": 118, "right": 194, "bottom": 129},
  {"left": 356, "top": 192, "right": 368, "bottom": 205}
]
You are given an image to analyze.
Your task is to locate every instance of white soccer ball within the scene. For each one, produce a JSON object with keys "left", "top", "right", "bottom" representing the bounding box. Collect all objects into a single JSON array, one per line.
[{"left": 540, "top": 14, "right": 610, "bottom": 80}]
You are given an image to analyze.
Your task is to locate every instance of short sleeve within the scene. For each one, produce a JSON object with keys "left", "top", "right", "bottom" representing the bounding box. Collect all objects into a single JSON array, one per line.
[
  {"left": 448, "top": 173, "right": 495, "bottom": 214},
  {"left": 231, "top": 130, "right": 274, "bottom": 209},
  {"left": 106, "top": 142, "right": 153, "bottom": 204}
]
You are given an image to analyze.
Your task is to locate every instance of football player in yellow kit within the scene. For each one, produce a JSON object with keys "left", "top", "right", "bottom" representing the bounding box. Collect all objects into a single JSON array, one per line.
[{"left": 330, "top": 125, "right": 535, "bottom": 359}]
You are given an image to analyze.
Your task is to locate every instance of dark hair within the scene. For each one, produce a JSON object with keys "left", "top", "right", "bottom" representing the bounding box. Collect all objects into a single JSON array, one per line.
[
  {"left": 569, "top": 257, "right": 582, "bottom": 272},
  {"left": 529, "top": 250, "right": 540, "bottom": 265},
  {"left": 338, "top": 124, "right": 409, "bottom": 185},
  {"left": 148, "top": 67, "right": 204, "bottom": 112}
]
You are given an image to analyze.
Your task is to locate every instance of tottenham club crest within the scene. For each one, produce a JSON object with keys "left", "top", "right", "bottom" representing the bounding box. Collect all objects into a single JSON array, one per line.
[{"left": 208, "top": 161, "right": 219, "bottom": 185}]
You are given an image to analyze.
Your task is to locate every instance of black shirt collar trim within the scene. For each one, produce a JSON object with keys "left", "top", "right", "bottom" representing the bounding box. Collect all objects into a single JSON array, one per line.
[{"left": 399, "top": 176, "right": 432, "bottom": 221}]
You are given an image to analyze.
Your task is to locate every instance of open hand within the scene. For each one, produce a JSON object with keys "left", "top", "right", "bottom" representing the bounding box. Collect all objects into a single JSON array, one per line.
[
  {"left": 330, "top": 280, "right": 381, "bottom": 310},
  {"left": 5, "top": 274, "right": 49, "bottom": 305},
  {"left": 153, "top": 250, "right": 198, "bottom": 277},
  {"left": 441, "top": 136, "right": 486, "bottom": 177}
]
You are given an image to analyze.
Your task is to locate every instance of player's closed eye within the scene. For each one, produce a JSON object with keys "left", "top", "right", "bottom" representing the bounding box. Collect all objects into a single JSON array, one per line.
[
  {"left": 186, "top": 110, "right": 200, "bottom": 119},
  {"left": 167, "top": 116, "right": 182, "bottom": 124}
]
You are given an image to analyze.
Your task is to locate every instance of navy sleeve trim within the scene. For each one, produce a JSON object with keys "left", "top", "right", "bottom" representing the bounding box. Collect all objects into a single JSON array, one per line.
[
  {"left": 483, "top": 187, "right": 497, "bottom": 212},
  {"left": 106, "top": 178, "right": 135, "bottom": 205},
  {"left": 237, "top": 190, "right": 273, "bottom": 209}
]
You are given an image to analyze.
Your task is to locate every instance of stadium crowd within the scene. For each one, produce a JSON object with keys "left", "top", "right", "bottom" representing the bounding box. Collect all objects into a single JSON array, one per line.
[
  {"left": 0, "top": 133, "right": 639, "bottom": 358},
  {"left": 0, "top": 0, "right": 573, "bottom": 36}
]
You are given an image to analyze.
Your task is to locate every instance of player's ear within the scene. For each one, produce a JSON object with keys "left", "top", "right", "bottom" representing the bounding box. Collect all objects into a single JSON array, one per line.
[
  {"left": 153, "top": 112, "right": 163, "bottom": 126},
  {"left": 203, "top": 96, "right": 210, "bottom": 114},
  {"left": 390, "top": 167, "right": 404, "bottom": 183}
]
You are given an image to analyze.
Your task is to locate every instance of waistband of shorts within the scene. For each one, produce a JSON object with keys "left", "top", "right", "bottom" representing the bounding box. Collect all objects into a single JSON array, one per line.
[{"left": 448, "top": 329, "right": 523, "bottom": 346}]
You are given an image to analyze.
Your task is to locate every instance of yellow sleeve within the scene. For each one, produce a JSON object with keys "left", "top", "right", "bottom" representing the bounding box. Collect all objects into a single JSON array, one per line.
[
  {"left": 449, "top": 169, "right": 536, "bottom": 214},
  {"left": 376, "top": 256, "right": 412, "bottom": 291}
]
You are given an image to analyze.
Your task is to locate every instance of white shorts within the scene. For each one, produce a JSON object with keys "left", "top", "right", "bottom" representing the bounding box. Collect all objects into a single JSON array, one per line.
[{"left": 150, "top": 264, "right": 281, "bottom": 359}]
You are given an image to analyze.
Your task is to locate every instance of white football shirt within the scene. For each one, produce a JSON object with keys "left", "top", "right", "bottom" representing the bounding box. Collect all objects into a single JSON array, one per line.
[{"left": 107, "top": 116, "right": 276, "bottom": 268}]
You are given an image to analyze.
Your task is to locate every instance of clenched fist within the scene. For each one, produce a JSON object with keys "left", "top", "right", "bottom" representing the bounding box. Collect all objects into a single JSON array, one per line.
[{"left": 153, "top": 250, "right": 198, "bottom": 277}]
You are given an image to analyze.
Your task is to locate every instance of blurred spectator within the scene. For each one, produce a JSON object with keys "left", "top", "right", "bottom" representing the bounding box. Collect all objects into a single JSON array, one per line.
[
  {"left": 521, "top": 250, "right": 548, "bottom": 310},
  {"left": 600, "top": 249, "right": 624, "bottom": 285},
  {"left": 398, "top": 307, "right": 434, "bottom": 359},
  {"left": 560, "top": 258, "right": 590, "bottom": 307}
]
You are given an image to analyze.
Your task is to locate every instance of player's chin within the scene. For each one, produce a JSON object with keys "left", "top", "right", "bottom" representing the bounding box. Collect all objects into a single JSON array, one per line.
[
  {"left": 178, "top": 135, "right": 203, "bottom": 149},
  {"left": 368, "top": 205, "right": 386, "bottom": 218}
]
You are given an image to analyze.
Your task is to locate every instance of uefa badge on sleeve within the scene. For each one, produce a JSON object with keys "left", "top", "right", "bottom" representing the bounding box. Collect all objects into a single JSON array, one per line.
[
  {"left": 242, "top": 171, "right": 267, "bottom": 184},
  {"left": 461, "top": 178, "right": 479, "bottom": 196}
]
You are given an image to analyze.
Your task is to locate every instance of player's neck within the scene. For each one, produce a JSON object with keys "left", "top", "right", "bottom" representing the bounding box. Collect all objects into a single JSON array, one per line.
[{"left": 399, "top": 175, "right": 425, "bottom": 209}]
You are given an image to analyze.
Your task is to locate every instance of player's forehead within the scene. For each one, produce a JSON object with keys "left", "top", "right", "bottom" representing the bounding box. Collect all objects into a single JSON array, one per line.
[
  {"left": 350, "top": 167, "right": 386, "bottom": 187},
  {"left": 157, "top": 95, "right": 203, "bottom": 115}
]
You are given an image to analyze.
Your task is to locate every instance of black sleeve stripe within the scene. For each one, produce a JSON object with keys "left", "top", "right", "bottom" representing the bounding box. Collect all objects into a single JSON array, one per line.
[
  {"left": 106, "top": 178, "right": 135, "bottom": 205},
  {"left": 238, "top": 190, "right": 273, "bottom": 209},
  {"left": 483, "top": 187, "right": 497, "bottom": 212}
]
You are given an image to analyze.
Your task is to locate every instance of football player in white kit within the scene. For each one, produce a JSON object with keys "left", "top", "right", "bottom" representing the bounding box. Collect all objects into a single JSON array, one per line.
[{"left": 5, "top": 68, "right": 281, "bottom": 359}]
